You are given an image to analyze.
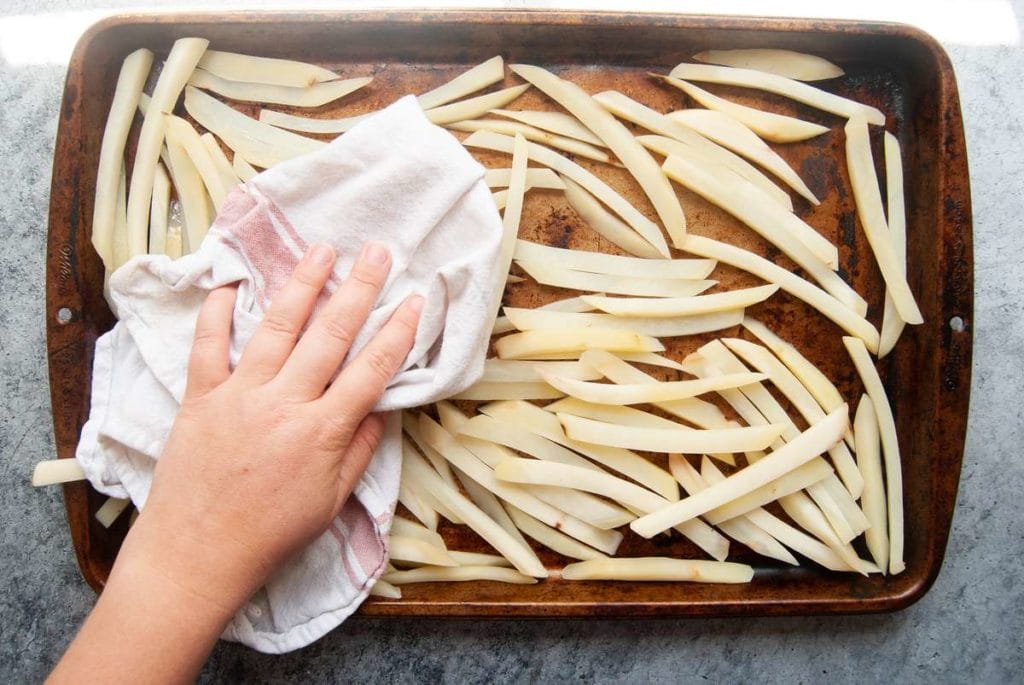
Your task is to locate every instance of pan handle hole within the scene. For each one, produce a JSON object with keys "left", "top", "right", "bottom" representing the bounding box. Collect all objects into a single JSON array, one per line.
[
  {"left": 949, "top": 316, "right": 965, "bottom": 333},
  {"left": 56, "top": 307, "right": 74, "bottom": 325}
]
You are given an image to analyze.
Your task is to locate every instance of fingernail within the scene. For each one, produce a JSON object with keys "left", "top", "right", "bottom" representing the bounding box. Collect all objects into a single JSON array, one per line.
[
  {"left": 362, "top": 242, "right": 389, "bottom": 266},
  {"left": 308, "top": 243, "right": 335, "bottom": 266},
  {"left": 407, "top": 294, "right": 425, "bottom": 314}
]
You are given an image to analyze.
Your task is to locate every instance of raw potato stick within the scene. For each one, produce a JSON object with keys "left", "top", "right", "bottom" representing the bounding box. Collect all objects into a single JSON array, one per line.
[
  {"left": 196, "top": 49, "right": 340, "bottom": 87},
  {"left": 399, "top": 457, "right": 440, "bottom": 530},
  {"left": 162, "top": 133, "right": 211, "bottom": 252},
  {"left": 452, "top": 381, "right": 564, "bottom": 401},
  {"left": 448, "top": 550, "right": 514, "bottom": 567},
  {"left": 369, "top": 579, "right": 402, "bottom": 599},
  {"left": 561, "top": 178, "right": 667, "bottom": 259},
  {"left": 559, "top": 413, "right": 784, "bottom": 455},
  {"left": 844, "top": 336, "right": 905, "bottom": 574},
  {"left": 657, "top": 76, "right": 829, "bottom": 143},
  {"left": 502, "top": 307, "right": 745, "bottom": 339},
  {"left": 668, "top": 63, "right": 885, "bottom": 125},
  {"left": 403, "top": 415, "right": 461, "bottom": 493},
  {"left": 630, "top": 407, "right": 847, "bottom": 538},
  {"left": 458, "top": 414, "right": 604, "bottom": 473},
  {"left": 515, "top": 260, "right": 715, "bottom": 298},
  {"left": 449, "top": 119, "right": 612, "bottom": 163},
  {"left": 488, "top": 133, "right": 529, "bottom": 325},
  {"left": 682, "top": 234, "right": 881, "bottom": 352},
  {"left": 148, "top": 162, "right": 171, "bottom": 255},
  {"left": 189, "top": 69, "right": 370, "bottom": 107},
  {"left": 495, "top": 328, "right": 665, "bottom": 359},
  {"left": 95, "top": 497, "right": 131, "bottom": 528},
  {"left": 165, "top": 115, "right": 231, "bottom": 209},
  {"left": 126, "top": 38, "right": 209, "bottom": 257},
  {"left": 390, "top": 517, "right": 446, "bottom": 549},
  {"left": 388, "top": 535, "right": 458, "bottom": 567},
  {"left": 480, "top": 359, "right": 602, "bottom": 383},
  {"left": 702, "top": 459, "right": 834, "bottom": 526},
  {"left": 417, "top": 56, "right": 505, "bottom": 110},
  {"left": 539, "top": 371, "right": 767, "bottom": 405},
  {"left": 232, "top": 154, "right": 259, "bottom": 182},
  {"left": 844, "top": 116, "right": 923, "bottom": 324},
  {"left": 511, "top": 64, "right": 686, "bottom": 247},
  {"left": 505, "top": 505, "right": 607, "bottom": 561},
  {"left": 31, "top": 459, "right": 86, "bottom": 486},
  {"left": 452, "top": 468, "right": 533, "bottom": 551},
  {"left": 485, "top": 168, "right": 565, "bottom": 190},
  {"left": 582, "top": 285, "right": 778, "bottom": 318},
  {"left": 513, "top": 241, "right": 714, "bottom": 279},
  {"left": 92, "top": 48, "right": 153, "bottom": 268},
  {"left": 692, "top": 49, "right": 844, "bottom": 81},
  {"left": 200, "top": 133, "right": 241, "bottom": 191},
  {"left": 561, "top": 557, "right": 753, "bottom": 583},
  {"left": 491, "top": 109, "right": 605, "bottom": 145},
  {"left": 878, "top": 132, "right": 909, "bottom": 357},
  {"left": 854, "top": 394, "right": 889, "bottom": 571},
  {"left": 383, "top": 566, "right": 537, "bottom": 585}
]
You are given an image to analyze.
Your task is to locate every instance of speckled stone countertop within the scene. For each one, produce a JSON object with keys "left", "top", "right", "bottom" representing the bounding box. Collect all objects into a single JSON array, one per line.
[{"left": 2, "top": 1, "right": 1021, "bottom": 682}]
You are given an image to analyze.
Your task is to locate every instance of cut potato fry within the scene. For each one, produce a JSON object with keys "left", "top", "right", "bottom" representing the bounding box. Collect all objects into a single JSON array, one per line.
[
  {"left": 703, "top": 459, "right": 834, "bottom": 526},
  {"left": 561, "top": 557, "right": 753, "bottom": 583},
  {"left": 383, "top": 565, "right": 537, "bottom": 585},
  {"left": 503, "top": 307, "right": 744, "bottom": 338},
  {"left": 448, "top": 550, "right": 514, "bottom": 568},
  {"left": 164, "top": 203, "right": 184, "bottom": 259},
  {"left": 582, "top": 285, "right": 778, "bottom": 319},
  {"left": 668, "top": 63, "right": 885, "bottom": 125},
  {"left": 693, "top": 49, "right": 844, "bottom": 82},
  {"left": 232, "top": 153, "right": 259, "bottom": 182},
  {"left": 560, "top": 178, "right": 666, "bottom": 259},
  {"left": 92, "top": 48, "right": 153, "bottom": 268},
  {"left": 516, "top": 260, "right": 715, "bottom": 298},
  {"left": 452, "top": 381, "right": 564, "bottom": 401},
  {"left": 855, "top": 395, "right": 889, "bottom": 571},
  {"left": 845, "top": 116, "right": 922, "bottom": 325},
  {"left": 489, "top": 133, "right": 528, "bottom": 324},
  {"left": 506, "top": 505, "right": 607, "bottom": 561},
  {"left": 480, "top": 360, "right": 602, "bottom": 383},
  {"left": 485, "top": 167, "right": 565, "bottom": 190},
  {"left": 185, "top": 86, "right": 325, "bottom": 168},
  {"left": 402, "top": 432, "right": 547, "bottom": 578},
  {"left": 449, "top": 119, "right": 612, "bottom": 163},
  {"left": 657, "top": 75, "right": 829, "bottom": 143},
  {"left": 163, "top": 132, "right": 212, "bottom": 252},
  {"left": 200, "top": 133, "right": 241, "bottom": 192},
  {"left": 399, "top": 463, "right": 439, "bottom": 531},
  {"left": 31, "top": 459, "right": 86, "bottom": 486},
  {"left": 403, "top": 416, "right": 460, "bottom": 493},
  {"left": 463, "top": 131, "right": 670, "bottom": 257},
  {"left": 258, "top": 109, "right": 368, "bottom": 135},
  {"left": 148, "top": 162, "right": 171, "bottom": 255},
  {"left": 126, "top": 38, "right": 208, "bottom": 257},
  {"left": 665, "top": 108, "right": 818, "bottom": 204},
  {"left": 540, "top": 371, "right": 766, "bottom": 406},
  {"left": 95, "top": 497, "right": 131, "bottom": 528},
  {"left": 843, "top": 336, "right": 905, "bottom": 575},
  {"left": 495, "top": 327, "right": 664, "bottom": 359},
  {"left": 196, "top": 49, "right": 339, "bottom": 87},
  {"left": 514, "top": 241, "right": 714, "bottom": 279},
  {"left": 391, "top": 517, "right": 446, "bottom": 549},
  {"left": 491, "top": 109, "right": 604, "bottom": 146},
  {"left": 511, "top": 65, "right": 685, "bottom": 247},
  {"left": 682, "top": 235, "right": 880, "bottom": 352},
  {"left": 421, "top": 85, "right": 531, "bottom": 125},
  {"left": 493, "top": 293, "right": 596, "bottom": 337},
  {"left": 458, "top": 415, "right": 603, "bottom": 473},
  {"left": 418, "top": 56, "right": 505, "bottom": 110},
  {"left": 165, "top": 115, "right": 231, "bottom": 209},
  {"left": 878, "top": 132, "right": 909, "bottom": 357},
  {"left": 630, "top": 407, "right": 847, "bottom": 538},
  {"left": 560, "top": 413, "right": 783, "bottom": 455},
  {"left": 189, "top": 69, "right": 371, "bottom": 107},
  {"left": 369, "top": 579, "right": 402, "bottom": 599},
  {"left": 389, "top": 535, "right": 458, "bottom": 567},
  {"left": 451, "top": 465, "right": 533, "bottom": 551}
]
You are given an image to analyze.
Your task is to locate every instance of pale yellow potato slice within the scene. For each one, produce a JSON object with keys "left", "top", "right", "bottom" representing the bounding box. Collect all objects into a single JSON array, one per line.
[
  {"left": 449, "top": 119, "right": 611, "bottom": 163},
  {"left": 189, "top": 69, "right": 371, "bottom": 107},
  {"left": 109, "top": 164, "right": 129, "bottom": 271},
  {"left": 452, "top": 381, "right": 564, "bottom": 401},
  {"left": 540, "top": 371, "right": 766, "bottom": 406},
  {"left": 388, "top": 535, "right": 458, "bottom": 568},
  {"left": 702, "top": 460, "right": 834, "bottom": 526},
  {"left": 463, "top": 130, "right": 670, "bottom": 257},
  {"left": 92, "top": 48, "right": 153, "bottom": 268},
  {"left": 514, "top": 240, "right": 714, "bottom": 279},
  {"left": 667, "top": 108, "right": 819, "bottom": 204},
  {"left": 560, "top": 413, "right": 783, "bottom": 457},
  {"left": 448, "top": 550, "right": 514, "bottom": 568},
  {"left": 165, "top": 115, "right": 231, "bottom": 209},
  {"left": 495, "top": 328, "right": 665, "bottom": 359},
  {"left": 845, "top": 116, "right": 922, "bottom": 324},
  {"left": 418, "top": 56, "right": 505, "bottom": 109},
  {"left": 854, "top": 395, "right": 889, "bottom": 571},
  {"left": 31, "top": 459, "right": 86, "bottom": 486},
  {"left": 383, "top": 566, "right": 537, "bottom": 585},
  {"left": 200, "top": 133, "right": 241, "bottom": 192},
  {"left": 126, "top": 38, "right": 208, "bottom": 257},
  {"left": 390, "top": 517, "right": 447, "bottom": 549},
  {"left": 844, "top": 336, "right": 905, "bottom": 574},
  {"left": 630, "top": 406, "right": 847, "bottom": 538},
  {"left": 164, "top": 203, "right": 184, "bottom": 259},
  {"left": 186, "top": 86, "right": 324, "bottom": 168},
  {"left": 615, "top": 352, "right": 688, "bottom": 371},
  {"left": 458, "top": 415, "right": 602, "bottom": 473},
  {"left": 232, "top": 153, "right": 259, "bottom": 182},
  {"left": 511, "top": 64, "right": 685, "bottom": 246},
  {"left": 480, "top": 359, "right": 602, "bottom": 383},
  {"left": 878, "top": 132, "right": 909, "bottom": 357},
  {"left": 681, "top": 235, "right": 880, "bottom": 352},
  {"left": 637, "top": 132, "right": 793, "bottom": 211},
  {"left": 582, "top": 284, "right": 778, "bottom": 319},
  {"left": 547, "top": 398, "right": 696, "bottom": 431},
  {"left": 148, "top": 162, "right": 171, "bottom": 255},
  {"left": 399, "top": 441, "right": 440, "bottom": 531},
  {"left": 485, "top": 167, "right": 564, "bottom": 190},
  {"left": 403, "top": 430, "right": 547, "bottom": 577},
  {"left": 657, "top": 75, "right": 829, "bottom": 143},
  {"left": 668, "top": 63, "right": 885, "bottom": 125},
  {"left": 196, "top": 49, "right": 339, "bottom": 87},
  {"left": 561, "top": 557, "right": 753, "bottom": 583},
  {"left": 506, "top": 505, "right": 607, "bottom": 561},
  {"left": 663, "top": 155, "right": 847, "bottom": 282},
  {"left": 95, "top": 497, "right": 131, "bottom": 528},
  {"left": 162, "top": 134, "right": 211, "bottom": 252},
  {"left": 453, "top": 467, "right": 533, "bottom": 551},
  {"left": 477, "top": 400, "right": 681, "bottom": 502},
  {"left": 693, "top": 49, "right": 844, "bottom": 82},
  {"left": 403, "top": 415, "right": 460, "bottom": 494},
  {"left": 488, "top": 133, "right": 528, "bottom": 325},
  {"left": 561, "top": 178, "right": 667, "bottom": 259},
  {"left": 491, "top": 108, "right": 604, "bottom": 145},
  {"left": 516, "top": 260, "right": 715, "bottom": 298},
  {"left": 369, "top": 579, "right": 402, "bottom": 599},
  {"left": 503, "top": 307, "right": 744, "bottom": 338},
  {"left": 493, "top": 294, "right": 597, "bottom": 336}
]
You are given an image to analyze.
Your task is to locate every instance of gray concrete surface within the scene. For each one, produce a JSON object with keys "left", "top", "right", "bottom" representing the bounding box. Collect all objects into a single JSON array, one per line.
[{"left": 2, "top": 1, "right": 1021, "bottom": 682}]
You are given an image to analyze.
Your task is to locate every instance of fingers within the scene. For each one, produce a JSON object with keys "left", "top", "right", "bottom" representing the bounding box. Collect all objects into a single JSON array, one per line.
[
  {"left": 277, "top": 242, "right": 392, "bottom": 397},
  {"left": 336, "top": 412, "right": 388, "bottom": 501},
  {"left": 185, "top": 285, "right": 238, "bottom": 399},
  {"left": 320, "top": 294, "right": 424, "bottom": 420},
  {"left": 235, "top": 243, "right": 335, "bottom": 384}
]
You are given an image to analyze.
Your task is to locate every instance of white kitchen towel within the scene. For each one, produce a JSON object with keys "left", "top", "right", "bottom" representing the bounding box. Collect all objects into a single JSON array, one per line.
[{"left": 75, "top": 95, "right": 502, "bottom": 653}]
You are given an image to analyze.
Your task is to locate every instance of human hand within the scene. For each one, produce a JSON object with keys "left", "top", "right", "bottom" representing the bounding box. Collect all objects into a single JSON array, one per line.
[{"left": 122, "top": 241, "right": 423, "bottom": 618}]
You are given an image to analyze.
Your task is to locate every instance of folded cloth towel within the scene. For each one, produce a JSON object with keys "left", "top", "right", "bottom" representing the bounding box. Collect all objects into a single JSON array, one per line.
[{"left": 75, "top": 96, "right": 502, "bottom": 653}]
